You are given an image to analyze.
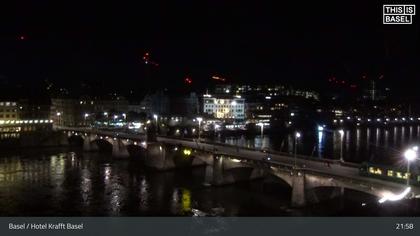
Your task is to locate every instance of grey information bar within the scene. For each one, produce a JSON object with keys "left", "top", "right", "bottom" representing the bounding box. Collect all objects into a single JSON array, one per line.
[{"left": 0, "top": 217, "right": 419, "bottom": 236}]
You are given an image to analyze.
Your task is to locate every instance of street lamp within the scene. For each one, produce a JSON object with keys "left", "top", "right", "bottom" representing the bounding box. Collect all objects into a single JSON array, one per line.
[
  {"left": 404, "top": 148, "right": 417, "bottom": 185},
  {"left": 339, "top": 129, "right": 345, "bottom": 162},
  {"left": 153, "top": 114, "right": 158, "bottom": 134},
  {"left": 84, "top": 113, "right": 89, "bottom": 126},
  {"left": 294, "top": 132, "right": 301, "bottom": 168},
  {"left": 317, "top": 125, "right": 324, "bottom": 131},
  {"left": 56, "top": 112, "right": 62, "bottom": 126},
  {"left": 196, "top": 117, "right": 203, "bottom": 141},
  {"left": 257, "top": 122, "right": 264, "bottom": 137},
  {"left": 122, "top": 113, "right": 127, "bottom": 120}
]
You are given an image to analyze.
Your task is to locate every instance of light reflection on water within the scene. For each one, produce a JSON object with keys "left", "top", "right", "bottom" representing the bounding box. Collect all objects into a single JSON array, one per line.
[
  {"left": 214, "top": 125, "right": 420, "bottom": 166},
  {"left": 0, "top": 149, "right": 418, "bottom": 216}
]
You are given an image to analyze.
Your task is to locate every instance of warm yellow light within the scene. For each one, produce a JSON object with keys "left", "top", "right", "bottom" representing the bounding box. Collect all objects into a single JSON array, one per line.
[{"left": 183, "top": 149, "right": 192, "bottom": 156}]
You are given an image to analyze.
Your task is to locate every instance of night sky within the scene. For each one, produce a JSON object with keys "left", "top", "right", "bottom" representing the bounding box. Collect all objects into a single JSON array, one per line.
[{"left": 0, "top": 1, "right": 419, "bottom": 96}]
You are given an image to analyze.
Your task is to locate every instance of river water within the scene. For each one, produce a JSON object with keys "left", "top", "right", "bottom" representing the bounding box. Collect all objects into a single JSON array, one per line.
[{"left": 0, "top": 145, "right": 419, "bottom": 216}]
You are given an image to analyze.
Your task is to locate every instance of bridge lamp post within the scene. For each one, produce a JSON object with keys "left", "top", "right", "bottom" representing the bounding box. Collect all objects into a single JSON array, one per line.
[
  {"left": 196, "top": 117, "right": 203, "bottom": 141},
  {"left": 339, "top": 129, "right": 345, "bottom": 162},
  {"left": 153, "top": 114, "right": 158, "bottom": 134},
  {"left": 56, "top": 112, "right": 62, "bottom": 126},
  {"left": 404, "top": 148, "right": 417, "bottom": 185},
  {"left": 294, "top": 132, "right": 301, "bottom": 168},
  {"left": 84, "top": 113, "right": 89, "bottom": 126}
]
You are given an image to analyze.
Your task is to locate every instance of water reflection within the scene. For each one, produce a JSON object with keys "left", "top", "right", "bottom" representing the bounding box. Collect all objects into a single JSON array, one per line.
[
  {"left": 0, "top": 149, "right": 418, "bottom": 216},
  {"left": 317, "top": 131, "right": 324, "bottom": 158},
  {"left": 213, "top": 125, "right": 420, "bottom": 165}
]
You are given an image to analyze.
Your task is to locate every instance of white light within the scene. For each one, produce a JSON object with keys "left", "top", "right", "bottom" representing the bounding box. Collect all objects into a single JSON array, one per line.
[
  {"left": 231, "top": 158, "right": 241, "bottom": 163},
  {"left": 295, "top": 132, "right": 301, "bottom": 138},
  {"left": 84, "top": 113, "right": 89, "bottom": 118},
  {"left": 153, "top": 114, "right": 158, "bottom": 119},
  {"left": 104, "top": 112, "right": 108, "bottom": 116},
  {"left": 413, "top": 146, "right": 419, "bottom": 152},
  {"left": 378, "top": 187, "right": 411, "bottom": 203},
  {"left": 196, "top": 117, "right": 203, "bottom": 123},
  {"left": 290, "top": 112, "right": 295, "bottom": 117},
  {"left": 317, "top": 126, "right": 324, "bottom": 131},
  {"left": 346, "top": 116, "right": 351, "bottom": 120},
  {"left": 339, "top": 129, "right": 344, "bottom": 137},
  {"left": 56, "top": 112, "right": 61, "bottom": 116},
  {"left": 404, "top": 149, "right": 417, "bottom": 161},
  {"left": 231, "top": 101, "right": 237, "bottom": 106},
  {"left": 376, "top": 118, "right": 381, "bottom": 122}
]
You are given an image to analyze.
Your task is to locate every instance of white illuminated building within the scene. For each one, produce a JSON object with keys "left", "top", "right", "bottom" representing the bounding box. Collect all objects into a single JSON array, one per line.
[{"left": 203, "top": 94, "right": 245, "bottom": 120}]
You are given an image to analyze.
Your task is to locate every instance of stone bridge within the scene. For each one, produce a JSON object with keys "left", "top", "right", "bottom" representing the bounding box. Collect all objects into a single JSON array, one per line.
[{"left": 59, "top": 127, "right": 420, "bottom": 207}]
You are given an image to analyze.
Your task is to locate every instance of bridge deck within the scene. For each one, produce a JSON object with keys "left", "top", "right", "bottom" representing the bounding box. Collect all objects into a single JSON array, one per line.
[{"left": 59, "top": 127, "right": 420, "bottom": 198}]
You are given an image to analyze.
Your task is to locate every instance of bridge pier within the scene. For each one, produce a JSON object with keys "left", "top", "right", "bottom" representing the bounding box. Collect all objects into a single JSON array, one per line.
[
  {"left": 144, "top": 143, "right": 174, "bottom": 170},
  {"left": 291, "top": 170, "right": 306, "bottom": 208},
  {"left": 111, "top": 138, "right": 130, "bottom": 158},
  {"left": 83, "top": 134, "right": 99, "bottom": 152}
]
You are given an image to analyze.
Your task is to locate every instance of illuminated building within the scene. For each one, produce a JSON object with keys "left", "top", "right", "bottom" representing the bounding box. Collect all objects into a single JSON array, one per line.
[
  {"left": 0, "top": 101, "right": 19, "bottom": 120},
  {"left": 202, "top": 94, "right": 245, "bottom": 120}
]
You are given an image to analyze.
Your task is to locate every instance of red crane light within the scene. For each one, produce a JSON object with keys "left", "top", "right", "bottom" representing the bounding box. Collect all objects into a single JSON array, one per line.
[{"left": 184, "top": 77, "right": 192, "bottom": 84}]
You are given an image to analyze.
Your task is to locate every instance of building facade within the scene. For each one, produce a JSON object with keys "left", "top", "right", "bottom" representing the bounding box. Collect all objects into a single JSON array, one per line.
[
  {"left": 0, "top": 101, "right": 19, "bottom": 120},
  {"left": 202, "top": 95, "right": 245, "bottom": 120}
]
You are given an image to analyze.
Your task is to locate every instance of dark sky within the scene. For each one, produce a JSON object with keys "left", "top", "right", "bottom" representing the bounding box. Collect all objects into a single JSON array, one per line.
[{"left": 0, "top": 0, "right": 419, "bottom": 95}]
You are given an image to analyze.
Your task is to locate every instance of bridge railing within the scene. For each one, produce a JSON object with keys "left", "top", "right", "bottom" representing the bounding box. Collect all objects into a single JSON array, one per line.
[
  {"left": 157, "top": 135, "right": 361, "bottom": 168},
  {"left": 59, "top": 127, "right": 360, "bottom": 168}
]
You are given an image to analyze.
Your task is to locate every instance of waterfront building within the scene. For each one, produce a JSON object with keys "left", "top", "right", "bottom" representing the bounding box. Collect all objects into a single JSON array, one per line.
[{"left": 202, "top": 94, "right": 245, "bottom": 120}]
